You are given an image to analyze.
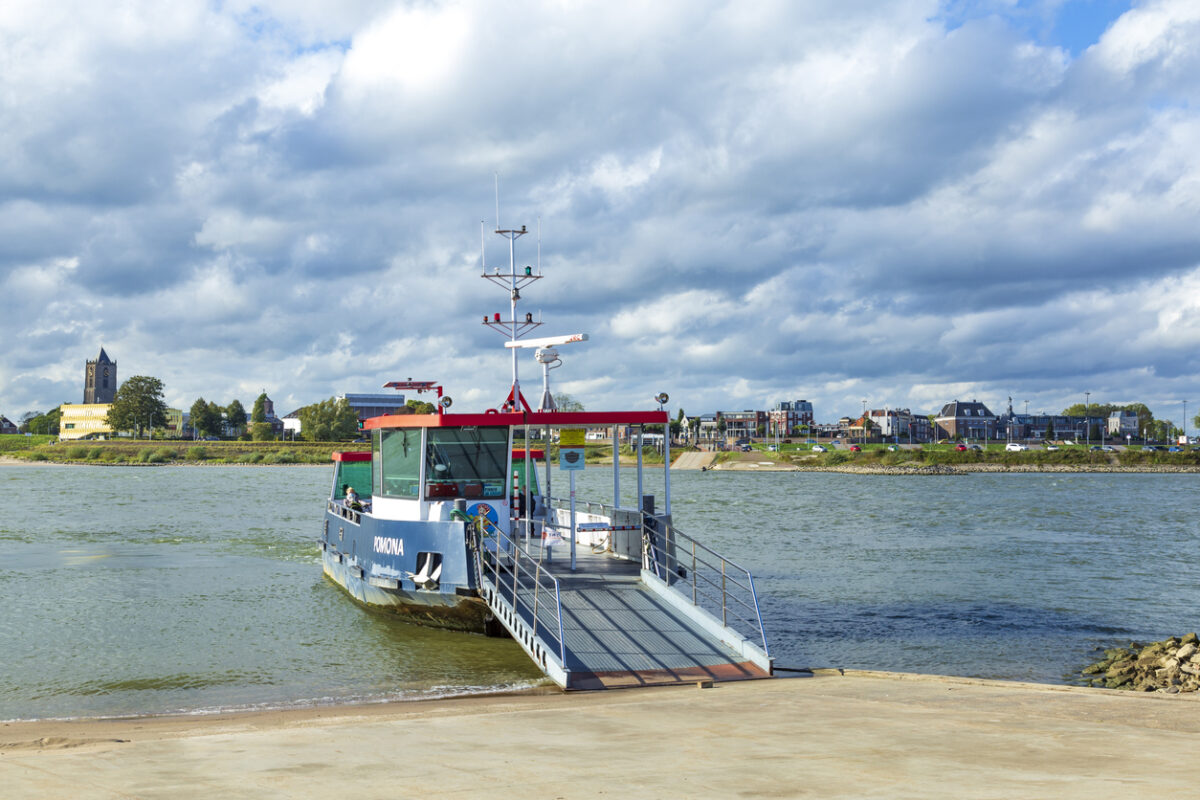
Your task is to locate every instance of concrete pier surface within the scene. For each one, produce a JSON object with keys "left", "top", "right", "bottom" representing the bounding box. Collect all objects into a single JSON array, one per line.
[{"left": 3, "top": 670, "right": 1199, "bottom": 799}]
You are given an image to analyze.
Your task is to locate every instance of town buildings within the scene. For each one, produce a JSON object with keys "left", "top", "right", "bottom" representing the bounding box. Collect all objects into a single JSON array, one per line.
[
  {"left": 282, "top": 392, "right": 408, "bottom": 436},
  {"left": 934, "top": 400, "right": 999, "bottom": 441},
  {"left": 59, "top": 348, "right": 183, "bottom": 440},
  {"left": 1108, "top": 410, "right": 1139, "bottom": 437},
  {"left": 768, "top": 400, "right": 814, "bottom": 437}
]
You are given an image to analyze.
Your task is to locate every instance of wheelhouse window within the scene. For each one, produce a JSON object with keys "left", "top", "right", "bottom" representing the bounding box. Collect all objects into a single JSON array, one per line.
[
  {"left": 425, "top": 427, "right": 509, "bottom": 499},
  {"left": 378, "top": 429, "right": 421, "bottom": 498}
]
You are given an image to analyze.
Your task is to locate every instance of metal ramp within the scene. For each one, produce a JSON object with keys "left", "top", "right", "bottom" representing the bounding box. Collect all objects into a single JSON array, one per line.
[{"left": 474, "top": 513, "right": 773, "bottom": 691}]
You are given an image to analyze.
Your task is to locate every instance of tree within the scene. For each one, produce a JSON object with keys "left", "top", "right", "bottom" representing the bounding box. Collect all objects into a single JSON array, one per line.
[
  {"left": 24, "top": 407, "right": 61, "bottom": 435},
  {"left": 207, "top": 400, "right": 225, "bottom": 436},
  {"left": 189, "top": 397, "right": 221, "bottom": 437},
  {"left": 225, "top": 399, "right": 247, "bottom": 436},
  {"left": 251, "top": 392, "right": 268, "bottom": 424},
  {"left": 1152, "top": 419, "right": 1177, "bottom": 442},
  {"left": 406, "top": 399, "right": 436, "bottom": 414},
  {"left": 1045, "top": 419, "right": 1055, "bottom": 441},
  {"left": 106, "top": 376, "right": 168, "bottom": 438},
  {"left": 297, "top": 397, "right": 360, "bottom": 441},
  {"left": 553, "top": 392, "right": 584, "bottom": 412}
]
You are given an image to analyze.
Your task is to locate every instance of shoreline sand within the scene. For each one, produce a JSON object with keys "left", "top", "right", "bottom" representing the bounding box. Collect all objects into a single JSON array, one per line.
[{"left": 4, "top": 671, "right": 1199, "bottom": 798}]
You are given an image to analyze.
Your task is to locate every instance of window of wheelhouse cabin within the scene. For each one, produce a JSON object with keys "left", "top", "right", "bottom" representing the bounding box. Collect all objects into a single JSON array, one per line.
[
  {"left": 425, "top": 427, "right": 509, "bottom": 499},
  {"left": 377, "top": 428, "right": 421, "bottom": 497}
]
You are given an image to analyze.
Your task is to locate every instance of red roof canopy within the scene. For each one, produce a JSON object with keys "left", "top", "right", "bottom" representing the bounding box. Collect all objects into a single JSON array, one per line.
[{"left": 362, "top": 410, "right": 668, "bottom": 430}]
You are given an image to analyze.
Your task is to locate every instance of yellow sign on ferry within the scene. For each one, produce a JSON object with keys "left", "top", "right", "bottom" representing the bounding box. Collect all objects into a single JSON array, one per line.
[{"left": 559, "top": 428, "right": 585, "bottom": 447}]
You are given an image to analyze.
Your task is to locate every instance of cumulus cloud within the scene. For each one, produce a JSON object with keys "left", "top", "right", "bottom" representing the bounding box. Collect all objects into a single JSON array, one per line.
[{"left": 2, "top": 0, "right": 1199, "bottom": 427}]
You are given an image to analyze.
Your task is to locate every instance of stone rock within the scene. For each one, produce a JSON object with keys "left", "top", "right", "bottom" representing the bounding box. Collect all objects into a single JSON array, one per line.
[
  {"left": 1080, "top": 635, "right": 1200, "bottom": 693},
  {"left": 1106, "top": 661, "right": 1135, "bottom": 679}
]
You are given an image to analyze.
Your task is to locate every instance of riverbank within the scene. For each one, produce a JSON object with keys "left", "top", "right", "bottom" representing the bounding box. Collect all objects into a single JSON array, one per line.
[
  {"left": 4, "top": 672, "right": 1198, "bottom": 798},
  {"left": 8, "top": 453, "right": 1200, "bottom": 474}
]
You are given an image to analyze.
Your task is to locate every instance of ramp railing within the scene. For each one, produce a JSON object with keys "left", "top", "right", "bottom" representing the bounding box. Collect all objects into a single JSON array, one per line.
[
  {"left": 641, "top": 515, "right": 770, "bottom": 660},
  {"left": 469, "top": 517, "right": 568, "bottom": 685},
  {"left": 538, "top": 495, "right": 770, "bottom": 661}
]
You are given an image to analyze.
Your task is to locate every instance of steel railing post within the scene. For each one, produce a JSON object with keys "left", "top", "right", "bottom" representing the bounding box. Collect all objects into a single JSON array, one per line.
[
  {"left": 555, "top": 583, "right": 565, "bottom": 664},
  {"left": 532, "top": 563, "right": 541, "bottom": 635},
  {"left": 721, "top": 559, "right": 727, "bottom": 626},
  {"left": 691, "top": 540, "right": 697, "bottom": 606},
  {"left": 512, "top": 548, "right": 520, "bottom": 608}
]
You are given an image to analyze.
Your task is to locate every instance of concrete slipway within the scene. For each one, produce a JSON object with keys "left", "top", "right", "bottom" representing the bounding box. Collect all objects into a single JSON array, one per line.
[{"left": 2, "top": 671, "right": 1198, "bottom": 799}]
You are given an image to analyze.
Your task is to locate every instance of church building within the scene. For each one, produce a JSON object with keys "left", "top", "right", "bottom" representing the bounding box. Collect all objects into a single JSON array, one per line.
[{"left": 84, "top": 347, "right": 117, "bottom": 404}]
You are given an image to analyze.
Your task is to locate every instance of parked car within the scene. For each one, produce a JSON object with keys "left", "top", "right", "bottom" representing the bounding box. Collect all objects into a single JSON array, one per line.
[
  {"left": 886, "top": 444, "right": 898, "bottom": 451},
  {"left": 811, "top": 445, "right": 827, "bottom": 453},
  {"left": 1100, "top": 445, "right": 1116, "bottom": 452},
  {"left": 1168, "top": 446, "right": 1184, "bottom": 452},
  {"left": 767, "top": 444, "right": 778, "bottom": 451},
  {"left": 849, "top": 444, "right": 862, "bottom": 452},
  {"left": 1005, "top": 443, "right": 1028, "bottom": 452},
  {"left": 1143, "top": 445, "right": 1161, "bottom": 451},
  {"left": 969, "top": 444, "right": 983, "bottom": 451},
  {"left": 1045, "top": 444, "right": 1060, "bottom": 451},
  {"left": 954, "top": 444, "right": 967, "bottom": 451},
  {"left": 740, "top": 445, "right": 751, "bottom": 452}
]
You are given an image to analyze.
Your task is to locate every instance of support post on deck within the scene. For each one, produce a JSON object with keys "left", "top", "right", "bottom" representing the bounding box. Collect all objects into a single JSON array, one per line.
[
  {"left": 612, "top": 426, "right": 620, "bottom": 508},
  {"left": 544, "top": 422, "right": 551, "bottom": 534},
  {"left": 664, "top": 425, "right": 672, "bottom": 515},
  {"left": 570, "top": 469, "right": 577, "bottom": 571},
  {"left": 636, "top": 426, "right": 643, "bottom": 504}
]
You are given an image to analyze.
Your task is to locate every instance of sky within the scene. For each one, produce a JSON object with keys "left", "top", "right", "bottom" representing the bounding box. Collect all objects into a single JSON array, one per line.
[{"left": 3, "top": 0, "right": 1199, "bottom": 427}]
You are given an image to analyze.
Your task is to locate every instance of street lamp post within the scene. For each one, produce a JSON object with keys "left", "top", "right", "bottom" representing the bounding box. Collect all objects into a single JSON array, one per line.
[
  {"left": 861, "top": 399, "right": 867, "bottom": 445},
  {"left": 1184, "top": 399, "right": 1188, "bottom": 445},
  {"left": 1085, "top": 391, "right": 1090, "bottom": 448}
]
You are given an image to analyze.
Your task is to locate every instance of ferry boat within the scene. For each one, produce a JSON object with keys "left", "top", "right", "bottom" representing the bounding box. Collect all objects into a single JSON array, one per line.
[{"left": 319, "top": 219, "right": 773, "bottom": 689}]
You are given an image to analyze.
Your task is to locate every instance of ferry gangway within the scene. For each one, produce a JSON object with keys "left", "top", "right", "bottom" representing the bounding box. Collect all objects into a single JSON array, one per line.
[
  {"left": 471, "top": 499, "right": 773, "bottom": 690},
  {"left": 470, "top": 517, "right": 571, "bottom": 687}
]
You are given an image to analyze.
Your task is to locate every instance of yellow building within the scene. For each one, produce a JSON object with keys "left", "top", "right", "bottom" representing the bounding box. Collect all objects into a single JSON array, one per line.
[
  {"left": 59, "top": 404, "right": 114, "bottom": 440},
  {"left": 59, "top": 404, "right": 185, "bottom": 440}
]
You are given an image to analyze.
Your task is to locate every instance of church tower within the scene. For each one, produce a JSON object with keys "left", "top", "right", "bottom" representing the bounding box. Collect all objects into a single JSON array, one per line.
[{"left": 84, "top": 348, "right": 117, "bottom": 404}]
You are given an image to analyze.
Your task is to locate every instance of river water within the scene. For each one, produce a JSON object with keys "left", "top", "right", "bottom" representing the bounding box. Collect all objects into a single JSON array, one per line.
[{"left": 2, "top": 464, "right": 1197, "bottom": 721}]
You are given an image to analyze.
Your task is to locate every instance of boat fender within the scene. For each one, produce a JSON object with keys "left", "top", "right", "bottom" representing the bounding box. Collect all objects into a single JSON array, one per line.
[{"left": 485, "top": 408, "right": 499, "bottom": 414}]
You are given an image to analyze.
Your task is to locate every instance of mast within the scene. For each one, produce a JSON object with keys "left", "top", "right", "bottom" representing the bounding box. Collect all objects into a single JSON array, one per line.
[{"left": 482, "top": 218, "right": 542, "bottom": 411}]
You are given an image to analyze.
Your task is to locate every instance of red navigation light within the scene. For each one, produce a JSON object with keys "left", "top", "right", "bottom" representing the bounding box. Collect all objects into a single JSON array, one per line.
[{"left": 494, "top": 312, "right": 501, "bottom": 322}]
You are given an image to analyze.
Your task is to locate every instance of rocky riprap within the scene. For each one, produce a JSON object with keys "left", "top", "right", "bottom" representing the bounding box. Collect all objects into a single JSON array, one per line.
[{"left": 1081, "top": 633, "right": 1200, "bottom": 693}]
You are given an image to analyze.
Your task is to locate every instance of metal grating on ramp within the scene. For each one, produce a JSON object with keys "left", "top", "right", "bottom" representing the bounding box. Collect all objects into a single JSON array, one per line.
[{"left": 504, "top": 548, "right": 769, "bottom": 690}]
